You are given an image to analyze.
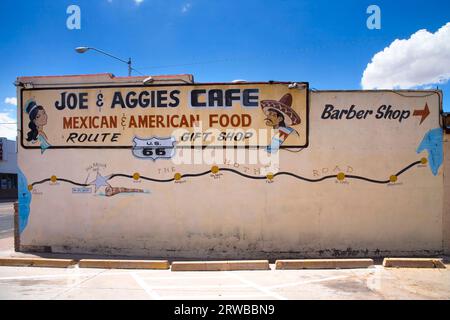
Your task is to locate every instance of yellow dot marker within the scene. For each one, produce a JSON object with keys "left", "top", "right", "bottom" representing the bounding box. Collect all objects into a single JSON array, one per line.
[
  {"left": 211, "top": 166, "right": 219, "bottom": 174},
  {"left": 390, "top": 175, "right": 398, "bottom": 183},
  {"left": 50, "top": 175, "right": 57, "bottom": 183},
  {"left": 174, "top": 173, "right": 182, "bottom": 181},
  {"left": 266, "top": 173, "right": 274, "bottom": 180},
  {"left": 27, "top": 185, "right": 33, "bottom": 191},
  {"left": 337, "top": 172, "right": 346, "bottom": 181},
  {"left": 421, "top": 157, "right": 428, "bottom": 165},
  {"left": 133, "top": 172, "right": 140, "bottom": 180}
]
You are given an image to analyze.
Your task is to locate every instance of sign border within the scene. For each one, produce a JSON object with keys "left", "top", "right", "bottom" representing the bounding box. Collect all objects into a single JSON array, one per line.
[{"left": 19, "top": 81, "right": 310, "bottom": 150}]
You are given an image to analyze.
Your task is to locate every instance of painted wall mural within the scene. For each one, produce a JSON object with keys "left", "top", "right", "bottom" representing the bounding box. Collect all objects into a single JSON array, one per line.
[
  {"left": 16, "top": 78, "right": 445, "bottom": 258},
  {"left": 20, "top": 83, "right": 309, "bottom": 150}
]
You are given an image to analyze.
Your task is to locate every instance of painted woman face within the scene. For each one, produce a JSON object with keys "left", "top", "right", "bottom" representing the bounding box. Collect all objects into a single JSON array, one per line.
[{"left": 34, "top": 108, "right": 48, "bottom": 127}]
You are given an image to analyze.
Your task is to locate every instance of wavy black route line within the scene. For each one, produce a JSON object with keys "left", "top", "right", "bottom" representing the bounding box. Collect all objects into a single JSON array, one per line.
[{"left": 30, "top": 160, "right": 424, "bottom": 188}]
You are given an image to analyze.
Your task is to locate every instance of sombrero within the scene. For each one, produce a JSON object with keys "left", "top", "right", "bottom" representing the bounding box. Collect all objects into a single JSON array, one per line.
[{"left": 261, "top": 94, "right": 301, "bottom": 126}]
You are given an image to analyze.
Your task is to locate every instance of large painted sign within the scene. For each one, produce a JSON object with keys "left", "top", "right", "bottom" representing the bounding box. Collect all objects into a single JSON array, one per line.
[
  {"left": 16, "top": 75, "right": 446, "bottom": 259},
  {"left": 20, "top": 83, "right": 309, "bottom": 152}
]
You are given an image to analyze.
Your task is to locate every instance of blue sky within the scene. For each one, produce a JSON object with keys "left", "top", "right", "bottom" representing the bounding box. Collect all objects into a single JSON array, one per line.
[{"left": 1, "top": 0, "right": 450, "bottom": 139}]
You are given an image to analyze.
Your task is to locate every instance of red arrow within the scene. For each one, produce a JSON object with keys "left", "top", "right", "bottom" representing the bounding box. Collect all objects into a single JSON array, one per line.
[{"left": 413, "top": 103, "right": 430, "bottom": 125}]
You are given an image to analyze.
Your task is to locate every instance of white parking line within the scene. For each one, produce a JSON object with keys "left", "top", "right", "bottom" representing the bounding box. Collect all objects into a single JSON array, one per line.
[
  {"left": 139, "top": 275, "right": 233, "bottom": 280},
  {"left": 163, "top": 294, "right": 271, "bottom": 300},
  {"left": 267, "top": 275, "right": 352, "bottom": 289},
  {"left": 0, "top": 271, "right": 121, "bottom": 281},
  {"left": 225, "top": 272, "right": 288, "bottom": 300},
  {"left": 50, "top": 269, "right": 109, "bottom": 300},
  {"left": 149, "top": 284, "right": 251, "bottom": 289},
  {"left": 130, "top": 272, "right": 161, "bottom": 300}
]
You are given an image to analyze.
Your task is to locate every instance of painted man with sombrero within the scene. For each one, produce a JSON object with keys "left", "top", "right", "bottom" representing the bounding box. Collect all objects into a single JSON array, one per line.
[{"left": 261, "top": 93, "right": 301, "bottom": 153}]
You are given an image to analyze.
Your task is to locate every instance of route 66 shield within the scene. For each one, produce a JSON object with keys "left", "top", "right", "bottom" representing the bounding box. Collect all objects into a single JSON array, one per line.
[{"left": 132, "top": 136, "right": 176, "bottom": 161}]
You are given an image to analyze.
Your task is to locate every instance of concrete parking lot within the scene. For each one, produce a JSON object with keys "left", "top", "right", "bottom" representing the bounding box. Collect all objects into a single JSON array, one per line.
[
  {"left": 1, "top": 264, "right": 450, "bottom": 300},
  {"left": 0, "top": 202, "right": 449, "bottom": 300}
]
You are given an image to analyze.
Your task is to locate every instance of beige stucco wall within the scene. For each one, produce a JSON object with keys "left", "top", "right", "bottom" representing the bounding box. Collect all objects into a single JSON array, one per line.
[{"left": 16, "top": 76, "right": 446, "bottom": 259}]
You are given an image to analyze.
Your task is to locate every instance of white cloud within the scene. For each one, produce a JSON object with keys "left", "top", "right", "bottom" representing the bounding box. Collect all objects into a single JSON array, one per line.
[
  {"left": 0, "top": 113, "right": 17, "bottom": 140},
  {"left": 134, "top": 0, "right": 144, "bottom": 5},
  {"left": 181, "top": 3, "right": 191, "bottom": 13},
  {"left": 4, "top": 97, "right": 17, "bottom": 106},
  {"left": 362, "top": 22, "right": 450, "bottom": 89}
]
